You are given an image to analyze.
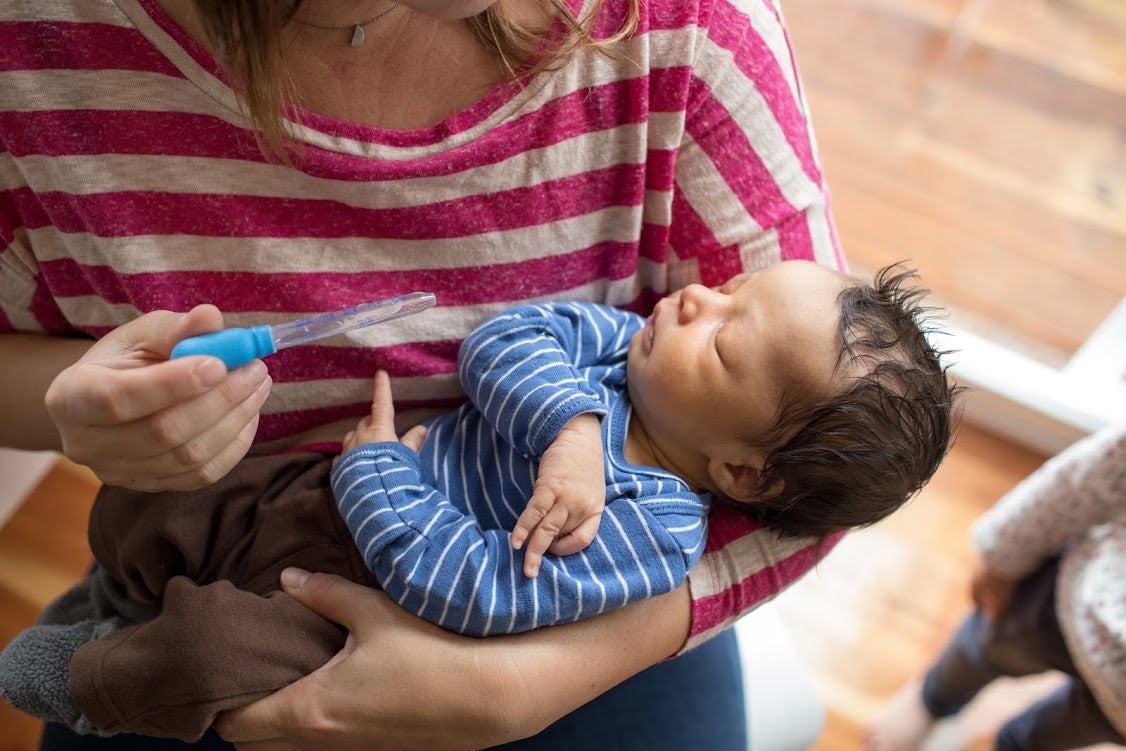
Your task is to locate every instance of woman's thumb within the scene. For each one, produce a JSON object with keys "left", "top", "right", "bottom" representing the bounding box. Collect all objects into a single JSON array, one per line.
[
  {"left": 118, "top": 305, "right": 225, "bottom": 360},
  {"left": 280, "top": 568, "right": 365, "bottom": 630},
  {"left": 174, "top": 304, "right": 225, "bottom": 342}
]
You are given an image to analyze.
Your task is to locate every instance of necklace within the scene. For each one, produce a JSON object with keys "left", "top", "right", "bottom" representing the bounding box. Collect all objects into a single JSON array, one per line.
[{"left": 293, "top": 4, "right": 398, "bottom": 47}]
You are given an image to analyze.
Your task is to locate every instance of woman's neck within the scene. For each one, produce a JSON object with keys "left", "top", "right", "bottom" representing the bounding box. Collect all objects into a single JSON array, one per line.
[{"left": 155, "top": 0, "right": 536, "bottom": 130}]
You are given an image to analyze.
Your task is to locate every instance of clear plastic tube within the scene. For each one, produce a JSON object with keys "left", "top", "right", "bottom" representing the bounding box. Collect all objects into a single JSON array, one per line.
[{"left": 270, "top": 292, "right": 437, "bottom": 350}]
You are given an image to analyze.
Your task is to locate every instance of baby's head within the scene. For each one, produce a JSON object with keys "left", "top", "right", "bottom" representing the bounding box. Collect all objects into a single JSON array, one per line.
[{"left": 626, "top": 260, "right": 957, "bottom": 540}]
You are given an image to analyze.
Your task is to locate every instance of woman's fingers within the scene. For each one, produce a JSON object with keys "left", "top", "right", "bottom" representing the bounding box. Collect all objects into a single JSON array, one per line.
[
  {"left": 278, "top": 570, "right": 380, "bottom": 634},
  {"left": 215, "top": 572, "right": 379, "bottom": 744},
  {"left": 63, "top": 368, "right": 272, "bottom": 490},
  {"left": 41, "top": 305, "right": 277, "bottom": 490},
  {"left": 155, "top": 411, "right": 264, "bottom": 491},
  {"left": 216, "top": 572, "right": 484, "bottom": 751},
  {"left": 40, "top": 298, "right": 284, "bottom": 491},
  {"left": 47, "top": 356, "right": 225, "bottom": 427},
  {"left": 63, "top": 361, "right": 270, "bottom": 459}
]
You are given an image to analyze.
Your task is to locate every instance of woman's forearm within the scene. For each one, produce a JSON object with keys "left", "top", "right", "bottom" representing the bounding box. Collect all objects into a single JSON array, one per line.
[
  {"left": 0, "top": 333, "right": 92, "bottom": 450},
  {"left": 480, "top": 583, "right": 692, "bottom": 737},
  {"left": 215, "top": 575, "right": 693, "bottom": 749}
]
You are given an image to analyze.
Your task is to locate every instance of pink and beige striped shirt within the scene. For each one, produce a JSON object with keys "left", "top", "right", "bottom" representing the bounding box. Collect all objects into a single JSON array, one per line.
[{"left": 0, "top": 0, "right": 844, "bottom": 649}]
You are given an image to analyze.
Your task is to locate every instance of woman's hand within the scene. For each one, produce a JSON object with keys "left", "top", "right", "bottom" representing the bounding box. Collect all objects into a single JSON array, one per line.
[
  {"left": 214, "top": 570, "right": 691, "bottom": 751},
  {"left": 44, "top": 305, "right": 272, "bottom": 491},
  {"left": 213, "top": 571, "right": 531, "bottom": 751}
]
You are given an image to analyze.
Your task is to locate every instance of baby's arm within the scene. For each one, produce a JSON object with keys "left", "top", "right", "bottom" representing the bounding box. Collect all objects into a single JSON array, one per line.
[
  {"left": 331, "top": 370, "right": 708, "bottom": 635},
  {"left": 459, "top": 303, "right": 639, "bottom": 576}
]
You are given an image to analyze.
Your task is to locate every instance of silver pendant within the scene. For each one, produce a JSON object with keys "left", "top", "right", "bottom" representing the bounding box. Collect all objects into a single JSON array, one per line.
[{"left": 350, "top": 25, "right": 365, "bottom": 47}]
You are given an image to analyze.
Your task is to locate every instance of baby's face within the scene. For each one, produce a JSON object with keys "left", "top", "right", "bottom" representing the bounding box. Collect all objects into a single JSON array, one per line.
[{"left": 627, "top": 260, "right": 852, "bottom": 467}]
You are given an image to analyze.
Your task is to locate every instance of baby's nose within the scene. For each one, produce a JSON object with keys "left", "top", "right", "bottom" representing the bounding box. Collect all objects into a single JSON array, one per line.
[{"left": 678, "top": 284, "right": 712, "bottom": 322}]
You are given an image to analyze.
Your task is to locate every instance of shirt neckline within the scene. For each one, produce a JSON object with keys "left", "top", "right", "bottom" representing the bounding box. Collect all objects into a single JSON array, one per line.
[{"left": 120, "top": 0, "right": 586, "bottom": 152}]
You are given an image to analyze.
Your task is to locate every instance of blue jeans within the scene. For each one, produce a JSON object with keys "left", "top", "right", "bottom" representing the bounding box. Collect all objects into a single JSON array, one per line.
[{"left": 41, "top": 627, "right": 745, "bottom": 751}]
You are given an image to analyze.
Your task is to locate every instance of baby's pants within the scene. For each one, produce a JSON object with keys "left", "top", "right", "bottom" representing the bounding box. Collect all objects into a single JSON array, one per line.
[
  {"left": 921, "top": 558, "right": 1125, "bottom": 751},
  {"left": 70, "top": 453, "right": 379, "bottom": 741}
]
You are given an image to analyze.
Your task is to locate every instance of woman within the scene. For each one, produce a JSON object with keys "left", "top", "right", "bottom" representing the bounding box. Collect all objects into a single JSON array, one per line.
[{"left": 0, "top": 0, "right": 844, "bottom": 748}]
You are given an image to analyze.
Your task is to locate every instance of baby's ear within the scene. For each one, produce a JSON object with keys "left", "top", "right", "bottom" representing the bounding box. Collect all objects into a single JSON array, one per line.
[{"left": 707, "top": 457, "right": 768, "bottom": 504}]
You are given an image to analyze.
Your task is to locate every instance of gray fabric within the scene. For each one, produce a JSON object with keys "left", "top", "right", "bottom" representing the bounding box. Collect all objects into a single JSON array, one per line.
[
  {"left": 37, "top": 568, "right": 157, "bottom": 627},
  {"left": 1, "top": 567, "right": 152, "bottom": 736},
  {"left": 0, "top": 617, "right": 124, "bottom": 735},
  {"left": 35, "top": 581, "right": 100, "bottom": 627}
]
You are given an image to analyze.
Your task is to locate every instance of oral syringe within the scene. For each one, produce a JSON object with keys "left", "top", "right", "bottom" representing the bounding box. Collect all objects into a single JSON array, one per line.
[{"left": 170, "top": 292, "right": 438, "bottom": 370}]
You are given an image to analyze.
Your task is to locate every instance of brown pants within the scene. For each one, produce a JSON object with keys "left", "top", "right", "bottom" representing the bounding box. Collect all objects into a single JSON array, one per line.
[{"left": 69, "top": 453, "right": 379, "bottom": 741}]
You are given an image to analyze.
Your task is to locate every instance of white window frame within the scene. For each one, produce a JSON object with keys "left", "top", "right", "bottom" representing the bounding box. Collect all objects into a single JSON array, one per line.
[{"left": 934, "top": 298, "right": 1126, "bottom": 456}]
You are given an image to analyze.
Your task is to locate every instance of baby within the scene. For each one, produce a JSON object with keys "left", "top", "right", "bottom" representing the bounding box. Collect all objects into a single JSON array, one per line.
[{"left": 331, "top": 260, "right": 960, "bottom": 633}]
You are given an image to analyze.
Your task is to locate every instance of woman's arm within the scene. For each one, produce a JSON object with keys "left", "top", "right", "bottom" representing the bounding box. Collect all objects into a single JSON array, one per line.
[{"left": 214, "top": 570, "right": 691, "bottom": 751}]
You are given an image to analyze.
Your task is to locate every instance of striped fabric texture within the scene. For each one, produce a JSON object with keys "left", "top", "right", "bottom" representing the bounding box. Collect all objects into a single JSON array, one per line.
[
  {"left": 333, "top": 302, "right": 709, "bottom": 635},
  {"left": 0, "top": 0, "right": 843, "bottom": 648}
]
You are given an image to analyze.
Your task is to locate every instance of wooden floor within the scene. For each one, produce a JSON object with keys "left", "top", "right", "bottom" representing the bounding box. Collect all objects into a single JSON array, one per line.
[
  {"left": 778, "top": 426, "right": 1056, "bottom": 751},
  {"left": 1, "top": 0, "right": 1123, "bottom": 749},
  {"left": 784, "top": 0, "right": 1125, "bottom": 366}
]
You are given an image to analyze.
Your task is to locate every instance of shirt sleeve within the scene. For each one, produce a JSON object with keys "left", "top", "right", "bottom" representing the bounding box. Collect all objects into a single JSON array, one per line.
[
  {"left": 669, "top": 0, "right": 844, "bottom": 288},
  {"left": 458, "top": 302, "right": 637, "bottom": 458},
  {"left": 971, "top": 422, "right": 1126, "bottom": 579},
  {"left": 332, "top": 442, "right": 709, "bottom": 636},
  {"left": 678, "top": 0, "right": 844, "bottom": 651},
  {"left": 0, "top": 192, "right": 64, "bottom": 335}
]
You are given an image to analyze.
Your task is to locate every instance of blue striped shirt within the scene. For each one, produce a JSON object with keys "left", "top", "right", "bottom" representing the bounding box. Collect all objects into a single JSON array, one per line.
[{"left": 330, "top": 303, "right": 711, "bottom": 636}]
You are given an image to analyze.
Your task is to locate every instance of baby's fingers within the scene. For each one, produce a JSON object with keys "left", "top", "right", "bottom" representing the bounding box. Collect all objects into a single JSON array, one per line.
[
  {"left": 399, "top": 425, "right": 428, "bottom": 452},
  {"left": 370, "top": 371, "right": 394, "bottom": 425},
  {"left": 519, "top": 504, "right": 568, "bottom": 579},
  {"left": 356, "top": 370, "right": 400, "bottom": 443},
  {"left": 511, "top": 487, "right": 552, "bottom": 551},
  {"left": 547, "top": 513, "right": 602, "bottom": 556}
]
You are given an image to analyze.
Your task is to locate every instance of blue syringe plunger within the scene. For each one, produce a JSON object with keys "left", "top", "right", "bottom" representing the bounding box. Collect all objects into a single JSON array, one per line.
[{"left": 169, "top": 325, "right": 276, "bottom": 370}]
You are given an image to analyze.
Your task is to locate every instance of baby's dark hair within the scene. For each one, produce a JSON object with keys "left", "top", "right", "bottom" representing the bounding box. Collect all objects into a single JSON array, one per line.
[{"left": 737, "top": 264, "right": 960, "bottom": 540}]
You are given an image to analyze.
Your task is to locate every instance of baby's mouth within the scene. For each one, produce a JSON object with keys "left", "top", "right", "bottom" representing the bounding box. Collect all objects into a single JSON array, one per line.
[{"left": 644, "top": 310, "right": 657, "bottom": 351}]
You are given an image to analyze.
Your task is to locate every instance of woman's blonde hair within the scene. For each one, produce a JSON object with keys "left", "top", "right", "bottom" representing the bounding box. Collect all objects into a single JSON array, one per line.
[{"left": 190, "top": 1, "right": 640, "bottom": 160}]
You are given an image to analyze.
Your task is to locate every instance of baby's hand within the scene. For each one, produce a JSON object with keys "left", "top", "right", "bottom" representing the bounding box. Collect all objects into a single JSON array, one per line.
[
  {"left": 970, "top": 558, "right": 1017, "bottom": 621},
  {"left": 338, "top": 371, "right": 427, "bottom": 461},
  {"left": 512, "top": 414, "right": 605, "bottom": 578}
]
